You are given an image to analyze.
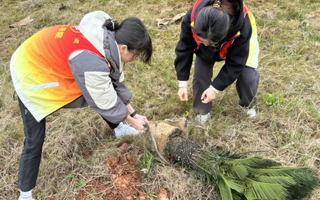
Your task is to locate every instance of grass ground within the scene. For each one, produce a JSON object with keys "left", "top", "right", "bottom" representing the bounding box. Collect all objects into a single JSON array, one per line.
[{"left": 0, "top": 0, "right": 319, "bottom": 199}]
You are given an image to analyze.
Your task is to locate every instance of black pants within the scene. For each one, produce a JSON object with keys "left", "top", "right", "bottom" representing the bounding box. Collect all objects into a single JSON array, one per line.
[
  {"left": 17, "top": 98, "right": 45, "bottom": 191},
  {"left": 193, "top": 56, "right": 260, "bottom": 114},
  {"left": 17, "top": 98, "right": 118, "bottom": 191}
]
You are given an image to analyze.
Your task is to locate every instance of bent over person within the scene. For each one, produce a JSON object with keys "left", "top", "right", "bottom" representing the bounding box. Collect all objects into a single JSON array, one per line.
[
  {"left": 10, "top": 11, "right": 152, "bottom": 200},
  {"left": 174, "top": 0, "right": 259, "bottom": 123}
]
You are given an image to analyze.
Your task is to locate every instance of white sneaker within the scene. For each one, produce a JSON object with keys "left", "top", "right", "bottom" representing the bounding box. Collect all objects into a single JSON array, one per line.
[
  {"left": 19, "top": 190, "right": 35, "bottom": 200},
  {"left": 195, "top": 113, "right": 211, "bottom": 125},
  {"left": 245, "top": 107, "right": 256, "bottom": 118},
  {"left": 114, "top": 122, "right": 139, "bottom": 138},
  {"left": 18, "top": 197, "right": 35, "bottom": 200}
]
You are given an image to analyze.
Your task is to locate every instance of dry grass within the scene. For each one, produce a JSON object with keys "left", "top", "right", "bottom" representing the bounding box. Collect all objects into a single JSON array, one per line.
[{"left": 0, "top": 0, "right": 319, "bottom": 199}]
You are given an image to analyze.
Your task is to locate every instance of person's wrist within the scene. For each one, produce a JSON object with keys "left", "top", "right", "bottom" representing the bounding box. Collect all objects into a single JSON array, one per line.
[
  {"left": 130, "top": 111, "right": 137, "bottom": 118},
  {"left": 209, "top": 85, "right": 220, "bottom": 94},
  {"left": 179, "top": 80, "right": 188, "bottom": 88},
  {"left": 126, "top": 116, "right": 136, "bottom": 128}
]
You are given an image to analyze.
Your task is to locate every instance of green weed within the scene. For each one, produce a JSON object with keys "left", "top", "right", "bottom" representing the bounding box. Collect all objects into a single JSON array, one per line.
[
  {"left": 140, "top": 146, "right": 154, "bottom": 177},
  {"left": 67, "top": 174, "right": 75, "bottom": 182},
  {"left": 263, "top": 93, "right": 287, "bottom": 106},
  {"left": 75, "top": 180, "right": 86, "bottom": 189}
]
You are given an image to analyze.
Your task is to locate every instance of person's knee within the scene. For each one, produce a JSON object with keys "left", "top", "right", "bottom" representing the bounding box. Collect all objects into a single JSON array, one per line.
[
  {"left": 193, "top": 70, "right": 212, "bottom": 81},
  {"left": 239, "top": 67, "right": 259, "bottom": 86},
  {"left": 23, "top": 137, "right": 44, "bottom": 155},
  {"left": 194, "top": 59, "right": 213, "bottom": 81},
  {"left": 24, "top": 145, "right": 43, "bottom": 156},
  {"left": 193, "top": 68, "right": 212, "bottom": 85},
  {"left": 193, "top": 76, "right": 207, "bottom": 85}
]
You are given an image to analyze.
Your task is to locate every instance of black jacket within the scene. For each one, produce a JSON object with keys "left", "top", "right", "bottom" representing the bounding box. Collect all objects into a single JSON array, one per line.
[{"left": 174, "top": 0, "right": 253, "bottom": 91}]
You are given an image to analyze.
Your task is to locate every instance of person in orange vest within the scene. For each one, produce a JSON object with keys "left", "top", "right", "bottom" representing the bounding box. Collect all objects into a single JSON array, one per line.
[
  {"left": 10, "top": 11, "right": 152, "bottom": 200},
  {"left": 175, "top": 0, "right": 259, "bottom": 123}
]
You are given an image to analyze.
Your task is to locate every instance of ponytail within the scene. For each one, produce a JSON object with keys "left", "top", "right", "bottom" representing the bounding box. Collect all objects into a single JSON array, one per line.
[
  {"left": 194, "top": 0, "right": 239, "bottom": 43},
  {"left": 209, "top": 0, "right": 240, "bottom": 16},
  {"left": 103, "top": 19, "right": 120, "bottom": 31},
  {"left": 103, "top": 17, "right": 152, "bottom": 64}
]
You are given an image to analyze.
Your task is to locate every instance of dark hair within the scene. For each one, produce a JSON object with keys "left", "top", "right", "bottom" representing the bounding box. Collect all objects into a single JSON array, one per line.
[
  {"left": 103, "top": 17, "right": 152, "bottom": 64},
  {"left": 194, "top": 0, "right": 240, "bottom": 43},
  {"left": 212, "top": 0, "right": 240, "bottom": 16}
]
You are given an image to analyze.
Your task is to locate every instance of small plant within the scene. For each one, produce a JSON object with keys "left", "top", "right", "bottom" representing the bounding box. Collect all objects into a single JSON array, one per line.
[
  {"left": 148, "top": 193, "right": 157, "bottom": 200},
  {"left": 67, "top": 174, "right": 75, "bottom": 182},
  {"left": 183, "top": 110, "right": 190, "bottom": 118},
  {"left": 263, "top": 93, "right": 287, "bottom": 106},
  {"left": 36, "top": 190, "right": 46, "bottom": 200},
  {"left": 140, "top": 146, "right": 154, "bottom": 177},
  {"left": 75, "top": 180, "right": 86, "bottom": 189}
]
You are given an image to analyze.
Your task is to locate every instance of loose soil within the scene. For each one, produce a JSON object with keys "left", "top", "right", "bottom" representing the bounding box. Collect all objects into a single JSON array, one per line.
[
  {"left": 164, "top": 134, "right": 200, "bottom": 167},
  {"left": 72, "top": 155, "right": 148, "bottom": 200},
  {"left": 106, "top": 155, "right": 149, "bottom": 200}
]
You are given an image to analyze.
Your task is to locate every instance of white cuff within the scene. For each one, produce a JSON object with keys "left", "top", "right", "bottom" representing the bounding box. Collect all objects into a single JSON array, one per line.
[
  {"left": 209, "top": 85, "right": 220, "bottom": 93},
  {"left": 178, "top": 81, "right": 188, "bottom": 88}
]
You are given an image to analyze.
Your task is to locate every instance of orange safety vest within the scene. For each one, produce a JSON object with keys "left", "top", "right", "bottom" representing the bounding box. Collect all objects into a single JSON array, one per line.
[
  {"left": 190, "top": 0, "right": 248, "bottom": 59},
  {"left": 11, "top": 25, "right": 103, "bottom": 121}
]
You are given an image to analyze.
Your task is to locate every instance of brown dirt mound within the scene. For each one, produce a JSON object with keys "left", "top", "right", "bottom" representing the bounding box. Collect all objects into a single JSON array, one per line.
[
  {"left": 73, "top": 179, "right": 109, "bottom": 200},
  {"left": 106, "top": 155, "right": 148, "bottom": 200},
  {"left": 71, "top": 155, "right": 148, "bottom": 200}
]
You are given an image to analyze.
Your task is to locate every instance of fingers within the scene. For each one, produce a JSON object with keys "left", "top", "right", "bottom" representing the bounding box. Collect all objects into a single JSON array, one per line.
[
  {"left": 201, "top": 92, "right": 206, "bottom": 102},
  {"left": 178, "top": 88, "right": 188, "bottom": 101},
  {"left": 133, "top": 120, "right": 145, "bottom": 130},
  {"left": 202, "top": 98, "right": 211, "bottom": 104},
  {"left": 202, "top": 95, "right": 212, "bottom": 103},
  {"left": 201, "top": 91, "right": 210, "bottom": 103},
  {"left": 179, "top": 94, "right": 188, "bottom": 101},
  {"left": 126, "top": 116, "right": 146, "bottom": 131},
  {"left": 136, "top": 124, "right": 144, "bottom": 131},
  {"left": 178, "top": 92, "right": 183, "bottom": 101},
  {"left": 142, "top": 116, "right": 149, "bottom": 124},
  {"left": 201, "top": 89, "right": 215, "bottom": 103},
  {"left": 136, "top": 117, "right": 148, "bottom": 128},
  {"left": 136, "top": 114, "right": 149, "bottom": 124}
]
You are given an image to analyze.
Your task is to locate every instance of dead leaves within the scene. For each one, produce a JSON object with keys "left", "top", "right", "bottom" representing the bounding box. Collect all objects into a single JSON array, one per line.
[
  {"left": 9, "top": 16, "right": 33, "bottom": 28},
  {"left": 9, "top": 3, "right": 68, "bottom": 28},
  {"left": 156, "top": 13, "right": 185, "bottom": 28}
]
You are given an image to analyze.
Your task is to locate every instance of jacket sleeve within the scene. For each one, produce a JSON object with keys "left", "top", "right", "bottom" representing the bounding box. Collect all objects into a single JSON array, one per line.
[
  {"left": 112, "top": 72, "right": 132, "bottom": 105},
  {"left": 211, "top": 16, "right": 252, "bottom": 91},
  {"left": 68, "top": 50, "right": 128, "bottom": 124},
  {"left": 174, "top": 8, "right": 197, "bottom": 81}
]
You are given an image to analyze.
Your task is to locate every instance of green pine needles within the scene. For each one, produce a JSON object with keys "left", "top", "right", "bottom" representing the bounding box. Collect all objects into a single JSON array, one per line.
[
  {"left": 195, "top": 152, "right": 319, "bottom": 200},
  {"left": 164, "top": 135, "right": 319, "bottom": 200}
]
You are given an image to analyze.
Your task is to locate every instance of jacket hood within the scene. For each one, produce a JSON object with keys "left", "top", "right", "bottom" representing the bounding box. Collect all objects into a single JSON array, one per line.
[{"left": 78, "top": 11, "right": 123, "bottom": 73}]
